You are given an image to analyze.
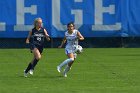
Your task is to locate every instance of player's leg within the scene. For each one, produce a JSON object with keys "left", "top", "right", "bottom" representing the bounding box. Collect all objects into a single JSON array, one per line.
[
  {"left": 31, "top": 48, "right": 41, "bottom": 67},
  {"left": 29, "top": 48, "right": 41, "bottom": 75},
  {"left": 29, "top": 48, "right": 42, "bottom": 74},
  {"left": 67, "top": 53, "right": 77, "bottom": 67},
  {"left": 57, "top": 49, "right": 74, "bottom": 73},
  {"left": 24, "top": 57, "right": 35, "bottom": 77},
  {"left": 68, "top": 61, "right": 74, "bottom": 67},
  {"left": 64, "top": 58, "right": 75, "bottom": 76},
  {"left": 63, "top": 53, "right": 75, "bottom": 77},
  {"left": 24, "top": 48, "right": 41, "bottom": 77}
]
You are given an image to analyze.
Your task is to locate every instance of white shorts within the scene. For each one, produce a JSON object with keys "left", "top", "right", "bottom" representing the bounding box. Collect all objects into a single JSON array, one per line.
[{"left": 65, "top": 48, "right": 77, "bottom": 58}]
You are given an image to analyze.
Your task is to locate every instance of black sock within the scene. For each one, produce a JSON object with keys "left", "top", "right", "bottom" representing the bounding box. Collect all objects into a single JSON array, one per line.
[
  {"left": 25, "top": 63, "right": 32, "bottom": 73},
  {"left": 31, "top": 58, "right": 39, "bottom": 70}
]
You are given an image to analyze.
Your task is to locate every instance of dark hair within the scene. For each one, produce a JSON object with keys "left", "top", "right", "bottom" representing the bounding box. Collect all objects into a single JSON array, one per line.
[{"left": 67, "top": 22, "right": 75, "bottom": 27}]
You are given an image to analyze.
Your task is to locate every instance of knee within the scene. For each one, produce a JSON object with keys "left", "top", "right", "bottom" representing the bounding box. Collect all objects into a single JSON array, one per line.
[
  {"left": 70, "top": 58, "right": 74, "bottom": 61},
  {"left": 36, "top": 55, "right": 41, "bottom": 60}
]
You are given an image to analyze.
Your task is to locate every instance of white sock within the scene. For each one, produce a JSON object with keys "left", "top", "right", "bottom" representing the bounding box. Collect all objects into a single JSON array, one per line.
[
  {"left": 64, "top": 65, "right": 71, "bottom": 74},
  {"left": 59, "top": 58, "right": 74, "bottom": 68}
]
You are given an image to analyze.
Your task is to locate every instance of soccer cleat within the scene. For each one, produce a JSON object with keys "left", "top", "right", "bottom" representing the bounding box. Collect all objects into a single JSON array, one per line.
[
  {"left": 24, "top": 70, "right": 27, "bottom": 77},
  {"left": 29, "top": 70, "right": 33, "bottom": 75},
  {"left": 57, "top": 66, "right": 61, "bottom": 73}
]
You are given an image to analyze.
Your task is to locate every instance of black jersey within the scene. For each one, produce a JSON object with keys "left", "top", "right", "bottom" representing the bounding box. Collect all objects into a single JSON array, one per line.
[{"left": 31, "top": 27, "right": 45, "bottom": 46}]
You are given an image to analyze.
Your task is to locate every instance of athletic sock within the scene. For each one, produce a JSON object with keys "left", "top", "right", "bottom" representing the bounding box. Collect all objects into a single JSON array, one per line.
[
  {"left": 31, "top": 58, "right": 39, "bottom": 70},
  {"left": 58, "top": 58, "right": 74, "bottom": 68},
  {"left": 25, "top": 63, "right": 32, "bottom": 73},
  {"left": 64, "top": 65, "right": 71, "bottom": 74}
]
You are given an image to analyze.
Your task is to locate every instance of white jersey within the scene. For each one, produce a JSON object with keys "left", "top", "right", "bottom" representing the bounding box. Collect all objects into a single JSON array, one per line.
[{"left": 65, "top": 29, "right": 78, "bottom": 49}]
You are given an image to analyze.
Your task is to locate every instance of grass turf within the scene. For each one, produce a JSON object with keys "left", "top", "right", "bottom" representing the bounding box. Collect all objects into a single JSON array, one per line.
[{"left": 0, "top": 48, "right": 140, "bottom": 93}]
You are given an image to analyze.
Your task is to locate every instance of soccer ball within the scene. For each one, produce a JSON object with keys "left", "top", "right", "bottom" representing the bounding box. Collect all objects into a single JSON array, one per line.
[{"left": 74, "top": 45, "right": 83, "bottom": 54}]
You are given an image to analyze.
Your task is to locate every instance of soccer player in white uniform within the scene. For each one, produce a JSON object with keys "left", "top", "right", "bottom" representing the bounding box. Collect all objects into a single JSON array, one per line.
[{"left": 57, "top": 22, "right": 84, "bottom": 77}]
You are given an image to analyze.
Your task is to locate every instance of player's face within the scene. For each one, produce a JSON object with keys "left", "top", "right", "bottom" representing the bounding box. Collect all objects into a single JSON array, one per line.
[
  {"left": 68, "top": 24, "right": 74, "bottom": 31},
  {"left": 36, "top": 19, "right": 42, "bottom": 28}
]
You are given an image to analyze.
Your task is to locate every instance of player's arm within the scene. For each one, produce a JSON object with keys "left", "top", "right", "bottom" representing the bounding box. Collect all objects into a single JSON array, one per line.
[
  {"left": 77, "top": 31, "right": 84, "bottom": 40},
  {"left": 58, "top": 36, "right": 66, "bottom": 48},
  {"left": 44, "top": 29, "right": 50, "bottom": 41},
  {"left": 26, "top": 31, "right": 32, "bottom": 44}
]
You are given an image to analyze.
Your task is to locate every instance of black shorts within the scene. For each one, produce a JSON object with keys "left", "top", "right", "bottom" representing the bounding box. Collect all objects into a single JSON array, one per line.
[{"left": 30, "top": 44, "right": 44, "bottom": 54}]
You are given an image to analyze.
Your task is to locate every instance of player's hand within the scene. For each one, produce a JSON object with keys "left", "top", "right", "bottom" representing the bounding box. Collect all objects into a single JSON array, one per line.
[
  {"left": 47, "top": 37, "right": 50, "bottom": 41},
  {"left": 26, "top": 39, "right": 30, "bottom": 44}
]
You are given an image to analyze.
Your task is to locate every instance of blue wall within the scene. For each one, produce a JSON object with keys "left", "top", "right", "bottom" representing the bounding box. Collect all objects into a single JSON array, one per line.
[{"left": 0, "top": 0, "right": 140, "bottom": 38}]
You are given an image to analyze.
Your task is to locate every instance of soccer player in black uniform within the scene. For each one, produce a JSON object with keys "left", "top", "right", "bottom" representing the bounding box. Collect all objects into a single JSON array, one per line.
[{"left": 24, "top": 18, "right": 50, "bottom": 77}]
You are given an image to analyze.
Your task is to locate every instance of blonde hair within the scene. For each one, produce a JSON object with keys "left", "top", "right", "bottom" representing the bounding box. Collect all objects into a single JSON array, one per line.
[{"left": 34, "top": 17, "right": 42, "bottom": 27}]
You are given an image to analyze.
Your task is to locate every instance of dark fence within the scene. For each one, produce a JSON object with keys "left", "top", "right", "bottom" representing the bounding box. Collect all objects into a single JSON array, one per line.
[{"left": 0, "top": 37, "right": 140, "bottom": 48}]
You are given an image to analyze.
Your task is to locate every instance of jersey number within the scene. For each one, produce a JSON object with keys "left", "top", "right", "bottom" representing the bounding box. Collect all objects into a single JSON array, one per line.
[{"left": 37, "top": 37, "right": 41, "bottom": 41}]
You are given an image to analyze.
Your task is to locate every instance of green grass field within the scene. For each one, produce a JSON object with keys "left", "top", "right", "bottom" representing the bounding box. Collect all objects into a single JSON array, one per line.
[{"left": 0, "top": 48, "right": 140, "bottom": 93}]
